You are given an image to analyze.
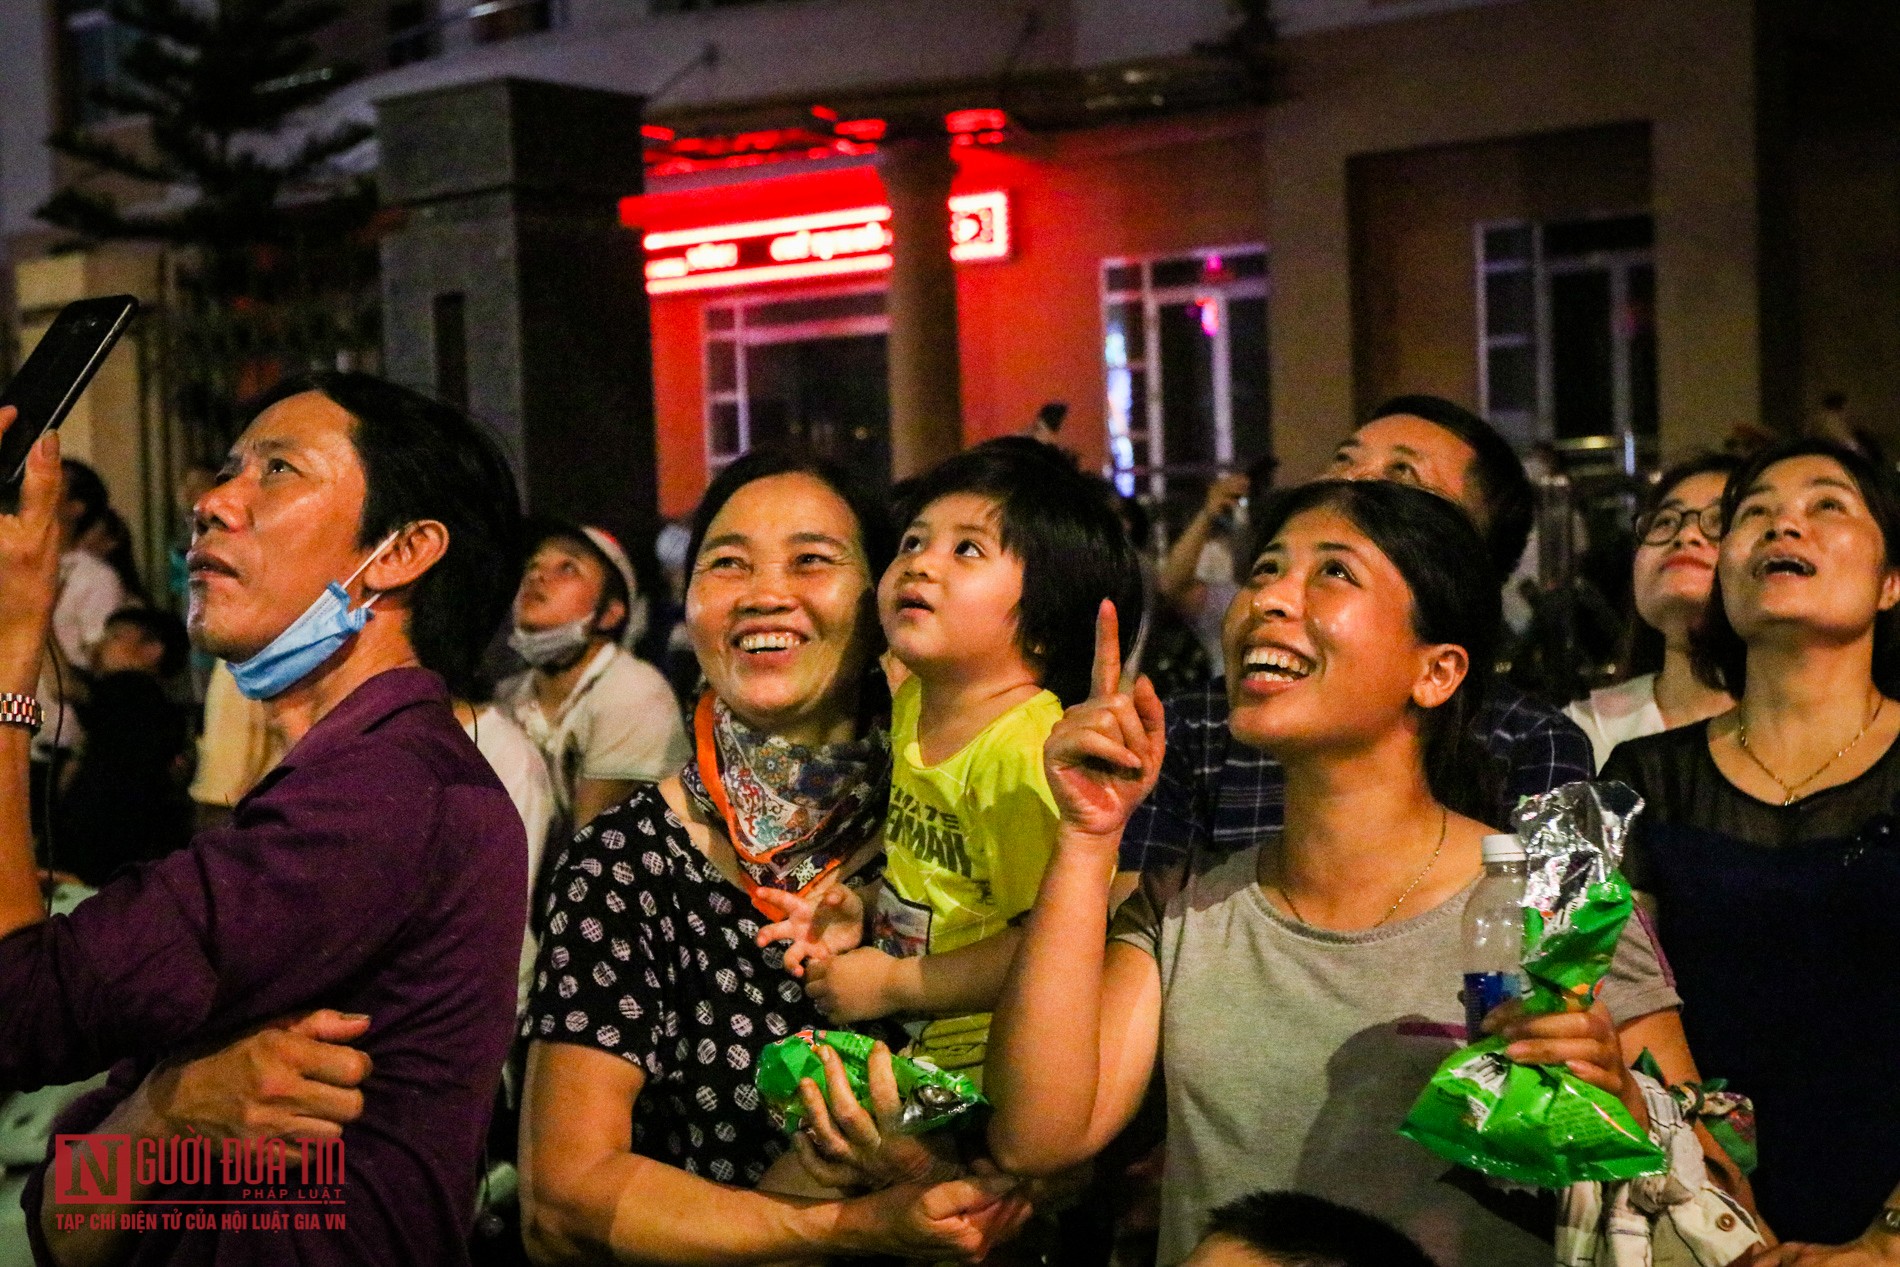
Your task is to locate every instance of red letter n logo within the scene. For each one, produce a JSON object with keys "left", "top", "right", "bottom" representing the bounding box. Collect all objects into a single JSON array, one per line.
[{"left": 54, "top": 1135, "right": 131, "bottom": 1204}]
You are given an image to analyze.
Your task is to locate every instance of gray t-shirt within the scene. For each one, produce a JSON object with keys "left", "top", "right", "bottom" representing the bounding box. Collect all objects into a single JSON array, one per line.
[{"left": 1113, "top": 841, "right": 1681, "bottom": 1266}]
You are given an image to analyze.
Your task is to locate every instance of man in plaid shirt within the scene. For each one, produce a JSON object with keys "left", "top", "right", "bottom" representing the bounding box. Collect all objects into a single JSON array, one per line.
[{"left": 1122, "top": 395, "right": 1594, "bottom": 873}]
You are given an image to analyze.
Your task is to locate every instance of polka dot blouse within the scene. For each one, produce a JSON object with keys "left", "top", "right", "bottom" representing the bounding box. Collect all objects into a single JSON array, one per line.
[{"left": 522, "top": 786, "right": 825, "bottom": 1187}]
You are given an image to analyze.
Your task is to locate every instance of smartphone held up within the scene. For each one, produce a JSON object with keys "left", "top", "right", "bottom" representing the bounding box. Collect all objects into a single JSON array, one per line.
[{"left": 0, "top": 295, "right": 138, "bottom": 511}]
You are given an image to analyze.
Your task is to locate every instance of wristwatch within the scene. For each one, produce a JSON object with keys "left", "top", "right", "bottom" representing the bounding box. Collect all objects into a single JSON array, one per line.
[{"left": 0, "top": 692, "right": 43, "bottom": 734}]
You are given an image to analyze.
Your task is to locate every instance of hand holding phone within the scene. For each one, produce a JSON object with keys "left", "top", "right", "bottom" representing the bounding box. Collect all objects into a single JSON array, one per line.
[
  {"left": 0, "top": 295, "right": 138, "bottom": 510},
  {"left": 0, "top": 403, "right": 66, "bottom": 696}
]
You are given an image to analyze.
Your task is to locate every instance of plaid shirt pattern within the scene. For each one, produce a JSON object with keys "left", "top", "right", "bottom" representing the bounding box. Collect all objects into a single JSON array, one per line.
[{"left": 1120, "top": 678, "right": 1596, "bottom": 872}]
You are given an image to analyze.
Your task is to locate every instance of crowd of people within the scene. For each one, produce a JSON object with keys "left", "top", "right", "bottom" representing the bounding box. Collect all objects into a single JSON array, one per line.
[{"left": 0, "top": 371, "right": 1895, "bottom": 1267}]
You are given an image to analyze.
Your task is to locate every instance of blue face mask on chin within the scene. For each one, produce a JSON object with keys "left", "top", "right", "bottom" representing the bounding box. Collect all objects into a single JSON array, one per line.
[{"left": 229, "top": 531, "right": 403, "bottom": 701}]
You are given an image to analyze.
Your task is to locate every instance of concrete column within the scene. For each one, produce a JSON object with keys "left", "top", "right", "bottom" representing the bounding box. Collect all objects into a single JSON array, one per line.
[
  {"left": 879, "top": 139, "right": 963, "bottom": 478},
  {"left": 377, "top": 79, "right": 657, "bottom": 548}
]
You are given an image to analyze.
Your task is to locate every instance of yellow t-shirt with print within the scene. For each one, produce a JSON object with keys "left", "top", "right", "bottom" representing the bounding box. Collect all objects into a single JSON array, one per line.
[{"left": 872, "top": 675, "right": 1063, "bottom": 1081}]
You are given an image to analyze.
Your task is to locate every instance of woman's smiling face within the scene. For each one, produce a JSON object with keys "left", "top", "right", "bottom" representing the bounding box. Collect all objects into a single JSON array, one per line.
[
  {"left": 1224, "top": 504, "right": 1463, "bottom": 757},
  {"left": 685, "top": 472, "right": 878, "bottom": 744}
]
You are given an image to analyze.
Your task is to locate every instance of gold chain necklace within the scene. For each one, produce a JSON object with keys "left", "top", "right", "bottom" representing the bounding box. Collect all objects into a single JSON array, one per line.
[
  {"left": 1736, "top": 694, "right": 1885, "bottom": 807},
  {"left": 1275, "top": 805, "right": 1449, "bottom": 929}
]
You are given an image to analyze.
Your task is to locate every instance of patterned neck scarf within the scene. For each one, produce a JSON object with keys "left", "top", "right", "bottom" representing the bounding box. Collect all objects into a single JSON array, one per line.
[{"left": 682, "top": 692, "right": 890, "bottom": 911}]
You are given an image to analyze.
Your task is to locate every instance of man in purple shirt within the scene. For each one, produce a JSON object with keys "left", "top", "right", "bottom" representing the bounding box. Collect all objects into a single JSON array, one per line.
[{"left": 0, "top": 372, "right": 527, "bottom": 1264}]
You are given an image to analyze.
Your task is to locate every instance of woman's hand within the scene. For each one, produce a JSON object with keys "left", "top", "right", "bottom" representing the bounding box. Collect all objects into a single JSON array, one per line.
[
  {"left": 0, "top": 405, "right": 63, "bottom": 698},
  {"left": 145, "top": 1009, "right": 374, "bottom": 1143},
  {"left": 838, "top": 1171, "right": 1033, "bottom": 1262},
  {"left": 756, "top": 882, "right": 865, "bottom": 979},
  {"left": 789, "top": 1041, "right": 959, "bottom": 1191},
  {"left": 1044, "top": 600, "right": 1166, "bottom": 843},
  {"left": 1196, "top": 472, "right": 1250, "bottom": 528},
  {"left": 805, "top": 947, "right": 910, "bottom": 1023},
  {"left": 1748, "top": 1234, "right": 1900, "bottom": 1266},
  {"left": 1486, "top": 998, "right": 1648, "bottom": 1130}
]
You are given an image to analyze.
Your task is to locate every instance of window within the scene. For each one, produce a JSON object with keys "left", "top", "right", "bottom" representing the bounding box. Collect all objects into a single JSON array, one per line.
[
  {"left": 1477, "top": 214, "right": 1657, "bottom": 447},
  {"left": 1101, "top": 247, "right": 1270, "bottom": 518},
  {"left": 62, "top": 5, "right": 133, "bottom": 125},
  {"left": 387, "top": 0, "right": 439, "bottom": 67},
  {"left": 470, "top": 0, "right": 556, "bottom": 44},
  {"left": 703, "top": 287, "right": 892, "bottom": 479}
]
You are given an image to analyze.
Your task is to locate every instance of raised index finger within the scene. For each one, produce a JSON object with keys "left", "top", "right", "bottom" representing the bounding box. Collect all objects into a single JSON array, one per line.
[{"left": 1091, "top": 599, "right": 1122, "bottom": 700}]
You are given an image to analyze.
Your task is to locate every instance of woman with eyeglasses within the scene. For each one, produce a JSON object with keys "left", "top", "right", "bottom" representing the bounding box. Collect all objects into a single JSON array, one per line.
[
  {"left": 1602, "top": 438, "right": 1900, "bottom": 1260},
  {"left": 1565, "top": 455, "right": 1740, "bottom": 769}
]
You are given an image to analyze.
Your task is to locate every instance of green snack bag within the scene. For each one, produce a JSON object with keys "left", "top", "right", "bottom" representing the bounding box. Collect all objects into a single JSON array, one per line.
[
  {"left": 1399, "top": 782, "right": 1669, "bottom": 1187},
  {"left": 1401, "top": 1034, "right": 1664, "bottom": 1187},
  {"left": 755, "top": 1029, "right": 987, "bottom": 1135}
]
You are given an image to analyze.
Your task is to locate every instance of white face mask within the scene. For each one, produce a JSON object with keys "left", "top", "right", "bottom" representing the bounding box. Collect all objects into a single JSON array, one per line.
[{"left": 508, "top": 618, "right": 592, "bottom": 670}]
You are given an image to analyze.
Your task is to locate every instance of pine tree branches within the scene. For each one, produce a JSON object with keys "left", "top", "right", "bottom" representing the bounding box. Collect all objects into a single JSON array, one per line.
[{"left": 38, "top": 0, "right": 383, "bottom": 449}]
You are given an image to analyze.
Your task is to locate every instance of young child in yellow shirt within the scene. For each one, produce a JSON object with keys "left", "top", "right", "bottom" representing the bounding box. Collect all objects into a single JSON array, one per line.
[{"left": 762, "top": 438, "right": 1143, "bottom": 1084}]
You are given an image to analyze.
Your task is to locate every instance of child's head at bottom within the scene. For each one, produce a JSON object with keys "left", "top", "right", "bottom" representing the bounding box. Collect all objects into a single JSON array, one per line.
[
  {"left": 882, "top": 437, "right": 1143, "bottom": 707},
  {"left": 1184, "top": 1191, "right": 1438, "bottom": 1267}
]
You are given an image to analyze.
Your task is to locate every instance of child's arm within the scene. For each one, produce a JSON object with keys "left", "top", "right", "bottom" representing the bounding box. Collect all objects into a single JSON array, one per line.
[{"left": 804, "top": 928, "right": 1024, "bottom": 1023}]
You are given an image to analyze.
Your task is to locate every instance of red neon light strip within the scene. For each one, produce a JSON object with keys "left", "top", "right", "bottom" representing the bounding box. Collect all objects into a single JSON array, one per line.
[
  {"left": 641, "top": 192, "right": 1009, "bottom": 294},
  {"left": 644, "top": 206, "right": 891, "bottom": 251},
  {"left": 646, "top": 253, "right": 894, "bottom": 295}
]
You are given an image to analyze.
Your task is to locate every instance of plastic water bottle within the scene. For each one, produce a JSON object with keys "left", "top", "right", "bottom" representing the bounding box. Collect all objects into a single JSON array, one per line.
[{"left": 1462, "top": 833, "right": 1528, "bottom": 1040}]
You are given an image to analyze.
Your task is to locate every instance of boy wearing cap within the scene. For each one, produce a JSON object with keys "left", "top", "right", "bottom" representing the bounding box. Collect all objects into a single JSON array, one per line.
[{"left": 498, "top": 523, "right": 690, "bottom": 832}]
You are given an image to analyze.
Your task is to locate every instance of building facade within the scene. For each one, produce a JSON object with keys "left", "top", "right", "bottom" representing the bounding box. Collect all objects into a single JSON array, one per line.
[{"left": 3, "top": 0, "right": 1896, "bottom": 540}]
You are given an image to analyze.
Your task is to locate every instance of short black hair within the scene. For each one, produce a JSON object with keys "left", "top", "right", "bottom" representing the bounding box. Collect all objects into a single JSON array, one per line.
[
  {"left": 104, "top": 606, "right": 190, "bottom": 678},
  {"left": 1115, "top": 491, "right": 1153, "bottom": 552},
  {"left": 62, "top": 459, "right": 110, "bottom": 535},
  {"left": 1366, "top": 395, "right": 1533, "bottom": 579},
  {"left": 1638, "top": 451, "right": 1747, "bottom": 528},
  {"left": 897, "top": 437, "right": 1144, "bottom": 708},
  {"left": 687, "top": 447, "right": 897, "bottom": 593},
  {"left": 1247, "top": 480, "right": 1504, "bottom": 825},
  {"left": 247, "top": 372, "right": 525, "bottom": 700},
  {"left": 524, "top": 519, "right": 634, "bottom": 643},
  {"left": 1200, "top": 1191, "right": 1438, "bottom": 1267},
  {"left": 1692, "top": 437, "right": 1900, "bottom": 698}
]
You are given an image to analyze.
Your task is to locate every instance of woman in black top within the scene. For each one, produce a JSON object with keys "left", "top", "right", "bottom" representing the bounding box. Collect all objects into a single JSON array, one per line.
[
  {"left": 520, "top": 450, "right": 1029, "bottom": 1263},
  {"left": 1603, "top": 438, "right": 1900, "bottom": 1261}
]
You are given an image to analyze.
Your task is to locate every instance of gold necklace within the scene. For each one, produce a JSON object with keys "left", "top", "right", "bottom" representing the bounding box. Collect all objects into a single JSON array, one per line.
[
  {"left": 1275, "top": 805, "right": 1449, "bottom": 929},
  {"left": 1736, "top": 694, "right": 1886, "bottom": 807}
]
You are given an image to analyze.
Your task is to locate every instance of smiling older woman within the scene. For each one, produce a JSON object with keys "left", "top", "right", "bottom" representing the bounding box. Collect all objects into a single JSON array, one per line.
[
  {"left": 518, "top": 448, "right": 1028, "bottom": 1265},
  {"left": 1604, "top": 438, "right": 1900, "bottom": 1263}
]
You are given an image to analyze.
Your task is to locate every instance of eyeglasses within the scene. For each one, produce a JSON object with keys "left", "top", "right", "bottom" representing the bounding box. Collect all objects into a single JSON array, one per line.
[{"left": 1636, "top": 504, "right": 1725, "bottom": 546}]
